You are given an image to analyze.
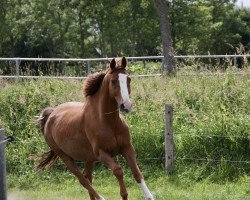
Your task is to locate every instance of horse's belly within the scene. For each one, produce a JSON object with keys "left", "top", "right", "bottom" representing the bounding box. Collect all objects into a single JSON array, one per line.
[{"left": 54, "top": 131, "right": 96, "bottom": 161}]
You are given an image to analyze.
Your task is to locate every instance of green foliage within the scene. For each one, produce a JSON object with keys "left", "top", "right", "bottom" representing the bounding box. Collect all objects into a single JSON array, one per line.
[
  {"left": 0, "top": 79, "right": 82, "bottom": 173},
  {"left": 169, "top": 0, "right": 250, "bottom": 54},
  {"left": 173, "top": 75, "right": 250, "bottom": 181},
  {"left": 1, "top": 0, "right": 250, "bottom": 58},
  {"left": 129, "top": 61, "right": 161, "bottom": 74}
]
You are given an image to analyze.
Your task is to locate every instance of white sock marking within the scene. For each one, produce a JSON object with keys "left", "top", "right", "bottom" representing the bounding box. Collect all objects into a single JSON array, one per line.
[
  {"left": 118, "top": 73, "right": 130, "bottom": 103},
  {"left": 98, "top": 195, "right": 105, "bottom": 200},
  {"left": 140, "top": 179, "right": 154, "bottom": 200}
]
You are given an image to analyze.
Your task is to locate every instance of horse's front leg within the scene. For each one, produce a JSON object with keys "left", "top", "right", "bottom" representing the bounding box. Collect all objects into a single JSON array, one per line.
[
  {"left": 83, "top": 161, "right": 95, "bottom": 200},
  {"left": 98, "top": 150, "right": 128, "bottom": 200},
  {"left": 122, "top": 145, "right": 155, "bottom": 200}
]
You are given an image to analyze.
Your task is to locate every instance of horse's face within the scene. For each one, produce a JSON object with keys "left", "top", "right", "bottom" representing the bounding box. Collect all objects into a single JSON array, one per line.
[{"left": 108, "top": 57, "right": 133, "bottom": 113}]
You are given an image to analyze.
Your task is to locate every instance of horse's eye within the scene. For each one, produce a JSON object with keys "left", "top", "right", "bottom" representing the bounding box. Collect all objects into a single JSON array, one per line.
[{"left": 111, "top": 79, "right": 117, "bottom": 85}]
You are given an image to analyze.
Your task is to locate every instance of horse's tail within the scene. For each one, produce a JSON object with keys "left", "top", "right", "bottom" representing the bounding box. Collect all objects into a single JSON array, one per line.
[
  {"left": 35, "top": 150, "right": 59, "bottom": 170},
  {"left": 33, "top": 107, "right": 59, "bottom": 170},
  {"left": 36, "top": 107, "right": 54, "bottom": 134}
]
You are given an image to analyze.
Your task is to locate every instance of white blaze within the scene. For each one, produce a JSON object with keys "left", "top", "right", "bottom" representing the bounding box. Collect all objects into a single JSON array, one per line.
[{"left": 118, "top": 73, "right": 129, "bottom": 102}]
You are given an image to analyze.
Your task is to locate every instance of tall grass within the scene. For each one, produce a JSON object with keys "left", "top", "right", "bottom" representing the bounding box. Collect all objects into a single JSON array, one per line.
[
  {"left": 0, "top": 66, "right": 249, "bottom": 185},
  {"left": 128, "top": 70, "right": 250, "bottom": 181}
]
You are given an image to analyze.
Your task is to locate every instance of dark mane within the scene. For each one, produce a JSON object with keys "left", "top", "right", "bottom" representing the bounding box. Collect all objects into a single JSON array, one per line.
[{"left": 83, "top": 71, "right": 106, "bottom": 97}]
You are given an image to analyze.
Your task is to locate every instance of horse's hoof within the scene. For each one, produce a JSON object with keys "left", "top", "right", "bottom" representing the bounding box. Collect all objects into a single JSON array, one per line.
[{"left": 146, "top": 196, "right": 154, "bottom": 200}]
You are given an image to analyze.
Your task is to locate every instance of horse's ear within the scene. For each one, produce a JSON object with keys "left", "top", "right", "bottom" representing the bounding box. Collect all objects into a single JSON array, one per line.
[
  {"left": 121, "top": 57, "right": 127, "bottom": 68},
  {"left": 110, "top": 58, "right": 116, "bottom": 70}
]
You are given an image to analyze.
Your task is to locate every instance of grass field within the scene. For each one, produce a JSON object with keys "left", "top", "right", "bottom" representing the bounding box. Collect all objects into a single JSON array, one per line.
[
  {"left": 1, "top": 65, "right": 250, "bottom": 199},
  {"left": 7, "top": 169, "right": 250, "bottom": 200}
]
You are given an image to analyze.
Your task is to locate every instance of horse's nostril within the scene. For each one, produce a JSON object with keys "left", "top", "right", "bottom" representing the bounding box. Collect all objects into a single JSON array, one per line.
[
  {"left": 121, "top": 104, "right": 125, "bottom": 109},
  {"left": 120, "top": 104, "right": 129, "bottom": 113}
]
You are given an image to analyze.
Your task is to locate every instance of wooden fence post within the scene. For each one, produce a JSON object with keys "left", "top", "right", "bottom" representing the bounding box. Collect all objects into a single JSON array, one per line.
[
  {"left": 165, "top": 104, "right": 174, "bottom": 173},
  {"left": 15, "top": 59, "right": 20, "bottom": 82},
  {"left": 0, "top": 129, "right": 7, "bottom": 200},
  {"left": 233, "top": 56, "right": 237, "bottom": 67},
  {"left": 87, "top": 61, "right": 91, "bottom": 75}
]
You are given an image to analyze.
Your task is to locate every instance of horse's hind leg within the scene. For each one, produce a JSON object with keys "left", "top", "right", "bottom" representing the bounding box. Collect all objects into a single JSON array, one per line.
[
  {"left": 83, "top": 162, "right": 95, "bottom": 200},
  {"left": 58, "top": 153, "right": 103, "bottom": 200}
]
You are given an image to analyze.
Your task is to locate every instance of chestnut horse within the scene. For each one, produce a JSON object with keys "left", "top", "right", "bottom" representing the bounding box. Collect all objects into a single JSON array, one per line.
[{"left": 36, "top": 57, "right": 154, "bottom": 200}]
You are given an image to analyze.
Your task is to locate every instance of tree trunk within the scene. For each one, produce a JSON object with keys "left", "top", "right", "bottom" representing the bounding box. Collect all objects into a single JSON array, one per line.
[
  {"left": 170, "top": 1, "right": 176, "bottom": 49},
  {"left": 110, "top": 35, "right": 115, "bottom": 57},
  {"left": 155, "top": 0, "right": 176, "bottom": 75},
  {"left": 100, "top": 17, "right": 107, "bottom": 57},
  {"left": 78, "top": 10, "right": 85, "bottom": 58},
  {"left": 131, "top": 11, "right": 136, "bottom": 57}
]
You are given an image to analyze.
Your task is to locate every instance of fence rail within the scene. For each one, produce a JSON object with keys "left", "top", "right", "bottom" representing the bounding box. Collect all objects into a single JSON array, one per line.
[
  {"left": 0, "top": 54, "right": 250, "bottom": 80},
  {"left": 1, "top": 54, "right": 250, "bottom": 62}
]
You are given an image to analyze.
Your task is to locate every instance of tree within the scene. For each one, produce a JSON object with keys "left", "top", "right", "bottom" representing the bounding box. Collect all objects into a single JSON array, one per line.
[
  {"left": 155, "top": 0, "right": 175, "bottom": 74},
  {"left": 0, "top": 0, "right": 249, "bottom": 63}
]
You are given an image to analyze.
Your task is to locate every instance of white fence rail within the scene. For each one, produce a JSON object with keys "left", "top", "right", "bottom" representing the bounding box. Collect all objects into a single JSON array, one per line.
[{"left": 0, "top": 55, "right": 250, "bottom": 79}]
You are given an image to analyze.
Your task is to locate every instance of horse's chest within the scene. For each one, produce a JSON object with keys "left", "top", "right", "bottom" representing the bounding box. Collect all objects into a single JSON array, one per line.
[
  {"left": 101, "top": 133, "right": 124, "bottom": 156},
  {"left": 106, "top": 138, "right": 122, "bottom": 156},
  {"left": 85, "top": 118, "right": 129, "bottom": 156}
]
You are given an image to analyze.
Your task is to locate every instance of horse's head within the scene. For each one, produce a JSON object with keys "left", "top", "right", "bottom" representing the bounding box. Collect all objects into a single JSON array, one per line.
[{"left": 107, "top": 57, "right": 132, "bottom": 113}]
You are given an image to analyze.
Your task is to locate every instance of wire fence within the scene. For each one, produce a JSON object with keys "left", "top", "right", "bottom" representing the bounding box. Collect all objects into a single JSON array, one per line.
[
  {"left": 4, "top": 126, "right": 249, "bottom": 166},
  {"left": 177, "top": 157, "right": 250, "bottom": 164},
  {"left": 3, "top": 107, "right": 249, "bottom": 166},
  {"left": 52, "top": 156, "right": 250, "bottom": 168},
  {"left": 175, "top": 134, "right": 250, "bottom": 139},
  {"left": 47, "top": 156, "right": 250, "bottom": 169}
]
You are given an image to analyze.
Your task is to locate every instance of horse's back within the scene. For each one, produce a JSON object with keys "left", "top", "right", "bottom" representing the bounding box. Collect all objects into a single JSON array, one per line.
[
  {"left": 47, "top": 102, "right": 84, "bottom": 126},
  {"left": 58, "top": 101, "right": 83, "bottom": 108},
  {"left": 44, "top": 102, "right": 96, "bottom": 161}
]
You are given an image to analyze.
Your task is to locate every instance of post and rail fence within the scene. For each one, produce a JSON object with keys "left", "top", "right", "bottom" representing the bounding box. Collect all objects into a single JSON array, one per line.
[{"left": 0, "top": 54, "right": 250, "bottom": 80}]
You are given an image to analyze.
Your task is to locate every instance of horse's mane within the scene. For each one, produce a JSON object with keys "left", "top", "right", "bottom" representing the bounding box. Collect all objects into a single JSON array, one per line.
[
  {"left": 83, "top": 58, "right": 126, "bottom": 97},
  {"left": 83, "top": 71, "right": 106, "bottom": 97}
]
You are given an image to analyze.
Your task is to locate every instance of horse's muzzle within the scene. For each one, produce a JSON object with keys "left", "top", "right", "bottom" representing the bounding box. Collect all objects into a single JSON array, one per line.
[
  {"left": 120, "top": 104, "right": 129, "bottom": 113},
  {"left": 120, "top": 101, "right": 133, "bottom": 113}
]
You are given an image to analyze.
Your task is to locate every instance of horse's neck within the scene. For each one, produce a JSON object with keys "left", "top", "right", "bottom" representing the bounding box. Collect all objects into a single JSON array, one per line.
[{"left": 96, "top": 79, "right": 119, "bottom": 118}]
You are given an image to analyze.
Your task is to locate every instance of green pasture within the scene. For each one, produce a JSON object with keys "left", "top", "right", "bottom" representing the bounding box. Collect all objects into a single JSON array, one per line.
[
  {"left": 7, "top": 171, "right": 250, "bottom": 200},
  {"left": 0, "top": 65, "right": 249, "bottom": 199}
]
